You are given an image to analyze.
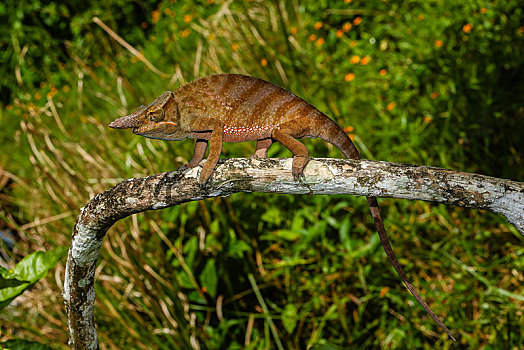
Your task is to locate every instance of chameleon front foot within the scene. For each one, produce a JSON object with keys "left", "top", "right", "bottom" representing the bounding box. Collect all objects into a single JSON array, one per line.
[
  {"left": 178, "top": 162, "right": 209, "bottom": 186},
  {"left": 197, "top": 160, "right": 214, "bottom": 186},
  {"left": 291, "top": 155, "right": 309, "bottom": 181}
]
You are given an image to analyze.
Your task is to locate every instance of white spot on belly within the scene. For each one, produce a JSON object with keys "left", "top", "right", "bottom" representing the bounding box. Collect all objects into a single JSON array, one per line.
[{"left": 224, "top": 124, "right": 273, "bottom": 135}]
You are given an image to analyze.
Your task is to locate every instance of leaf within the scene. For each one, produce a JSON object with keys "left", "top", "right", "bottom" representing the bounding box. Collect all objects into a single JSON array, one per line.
[
  {"left": 227, "top": 239, "right": 251, "bottom": 258},
  {"left": 338, "top": 217, "right": 351, "bottom": 252},
  {"left": 261, "top": 207, "right": 282, "bottom": 225},
  {"left": 199, "top": 259, "right": 218, "bottom": 298},
  {"left": 177, "top": 270, "right": 195, "bottom": 289},
  {"left": 281, "top": 303, "right": 298, "bottom": 333},
  {"left": 260, "top": 229, "right": 301, "bottom": 242},
  {"left": 0, "top": 246, "right": 67, "bottom": 309},
  {"left": 0, "top": 339, "right": 53, "bottom": 350},
  {"left": 12, "top": 246, "right": 67, "bottom": 281}
]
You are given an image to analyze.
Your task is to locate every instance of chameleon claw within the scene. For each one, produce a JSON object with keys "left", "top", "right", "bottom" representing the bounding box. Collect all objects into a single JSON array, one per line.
[
  {"left": 292, "top": 168, "right": 306, "bottom": 182},
  {"left": 293, "top": 174, "right": 305, "bottom": 182},
  {"left": 198, "top": 180, "right": 207, "bottom": 188}
]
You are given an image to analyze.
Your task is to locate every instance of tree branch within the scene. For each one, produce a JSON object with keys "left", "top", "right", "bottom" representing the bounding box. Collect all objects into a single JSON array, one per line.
[{"left": 63, "top": 158, "right": 524, "bottom": 349}]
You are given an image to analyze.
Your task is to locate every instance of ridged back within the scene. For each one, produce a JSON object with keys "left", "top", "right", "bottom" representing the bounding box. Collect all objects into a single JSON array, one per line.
[{"left": 175, "top": 74, "right": 320, "bottom": 128}]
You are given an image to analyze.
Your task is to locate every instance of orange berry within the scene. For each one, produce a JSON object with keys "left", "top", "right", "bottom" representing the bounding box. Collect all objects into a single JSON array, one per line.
[
  {"left": 261, "top": 58, "right": 268, "bottom": 66},
  {"left": 152, "top": 10, "right": 160, "bottom": 24},
  {"left": 423, "top": 115, "right": 433, "bottom": 123},
  {"left": 386, "top": 102, "right": 396, "bottom": 111},
  {"left": 342, "top": 22, "right": 352, "bottom": 32},
  {"left": 344, "top": 125, "right": 354, "bottom": 133},
  {"left": 462, "top": 23, "right": 473, "bottom": 33},
  {"left": 336, "top": 29, "right": 344, "bottom": 38},
  {"left": 353, "top": 17, "right": 362, "bottom": 26},
  {"left": 316, "top": 38, "right": 324, "bottom": 46},
  {"left": 435, "top": 39, "right": 443, "bottom": 47},
  {"left": 360, "top": 56, "right": 371, "bottom": 65},
  {"left": 350, "top": 55, "right": 360, "bottom": 64},
  {"left": 345, "top": 73, "right": 355, "bottom": 82},
  {"left": 314, "top": 21, "right": 323, "bottom": 30},
  {"left": 379, "top": 69, "right": 387, "bottom": 76},
  {"left": 47, "top": 87, "right": 58, "bottom": 99}
]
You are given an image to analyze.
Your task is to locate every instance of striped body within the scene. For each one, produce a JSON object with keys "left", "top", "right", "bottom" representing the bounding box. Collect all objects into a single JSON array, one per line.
[{"left": 173, "top": 74, "right": 328, "bottom": 142}]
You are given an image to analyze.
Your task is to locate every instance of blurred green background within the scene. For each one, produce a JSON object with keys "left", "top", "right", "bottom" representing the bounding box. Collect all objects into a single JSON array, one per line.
[{"left": 0, "top": 0, "right": 523, "bottom": 348}]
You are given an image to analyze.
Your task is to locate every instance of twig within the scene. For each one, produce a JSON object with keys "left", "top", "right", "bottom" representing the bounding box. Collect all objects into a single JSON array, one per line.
[{"left": 92, "top": 17, "right": 170, "bottom": 78}]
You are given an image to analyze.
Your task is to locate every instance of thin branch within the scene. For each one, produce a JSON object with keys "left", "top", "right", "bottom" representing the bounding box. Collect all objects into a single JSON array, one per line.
[{"left": 63, "top": 158, "right": 524, "bottom": 349}]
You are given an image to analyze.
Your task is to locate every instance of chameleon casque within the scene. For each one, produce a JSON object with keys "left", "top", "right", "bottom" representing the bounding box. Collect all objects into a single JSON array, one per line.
[{"left": 109, "top": 73, "right": 455, "bottom": 340}]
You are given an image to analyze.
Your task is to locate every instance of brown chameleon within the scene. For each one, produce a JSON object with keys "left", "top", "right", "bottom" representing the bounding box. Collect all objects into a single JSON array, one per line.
[{"left": 109, "top": 73, "right": 455, "bottom": 340}]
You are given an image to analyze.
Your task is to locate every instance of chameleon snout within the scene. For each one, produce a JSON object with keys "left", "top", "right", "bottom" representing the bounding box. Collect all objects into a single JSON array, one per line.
[{"left": 109, "top": 114, "right": 141, "bottom": 129}]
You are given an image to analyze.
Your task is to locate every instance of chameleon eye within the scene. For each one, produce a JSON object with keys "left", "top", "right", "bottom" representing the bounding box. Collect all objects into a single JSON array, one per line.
[{"left": 147, "top": 108, "right": 164, "bottom": 122}]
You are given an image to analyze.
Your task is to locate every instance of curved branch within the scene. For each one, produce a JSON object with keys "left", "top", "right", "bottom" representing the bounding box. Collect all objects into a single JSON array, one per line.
[{"left": 63, "top": 158, "right": 524, "bottom": 349}]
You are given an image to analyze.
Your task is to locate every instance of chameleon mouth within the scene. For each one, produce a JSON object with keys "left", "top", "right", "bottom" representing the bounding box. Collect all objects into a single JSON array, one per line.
[{"left": 132, "top": 124, "right": 159, "bottom": 135}]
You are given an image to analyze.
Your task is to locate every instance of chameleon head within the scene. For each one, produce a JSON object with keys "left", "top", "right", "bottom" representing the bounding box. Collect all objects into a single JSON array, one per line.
[{"left": 109, "top": 91, "right": 182, "bottom": 140}]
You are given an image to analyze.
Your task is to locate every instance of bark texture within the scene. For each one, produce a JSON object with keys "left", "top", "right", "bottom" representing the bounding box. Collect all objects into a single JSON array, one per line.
[{"left": 63, "top": 158, "right": 524, "bottom": 349}]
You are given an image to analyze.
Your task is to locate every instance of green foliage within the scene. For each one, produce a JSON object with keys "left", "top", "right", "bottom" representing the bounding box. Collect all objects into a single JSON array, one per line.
[
  {"left": 0, "top": 247, "right": 67, "bottom": 309},
  {"left": 0, "top": 339, "right": 52, "bottom": 350},
  {"left": 0, "top": 0, "right": 523, "bottom": 348}
]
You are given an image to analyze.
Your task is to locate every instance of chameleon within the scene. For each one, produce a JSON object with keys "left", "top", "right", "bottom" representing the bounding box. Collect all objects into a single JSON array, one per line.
[{"left": 109, "top": 73, "right": 455, "bottom": 340}]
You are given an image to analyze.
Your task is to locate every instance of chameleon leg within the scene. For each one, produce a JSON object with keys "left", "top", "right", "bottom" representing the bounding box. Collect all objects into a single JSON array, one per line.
[
  {"left": 199, "top": 120, "right": 224, "bottom": 185},
  {"left": 179, "top": 139, "right": 208, "bottom": 171},
  {"left": 272, "top": 128, "right": 309, "bottom": 179},
  {"left": 252, "top": 138, "right": 273, "bottom": 158}
]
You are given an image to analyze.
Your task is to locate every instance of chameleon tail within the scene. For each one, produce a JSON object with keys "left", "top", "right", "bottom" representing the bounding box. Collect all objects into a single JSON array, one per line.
[
  {"left": 317, "top": 119, "right": 360, "bottom": 160},
  {"left": 319, "top": 120, "right": 456, "bottom": 340},
  {"left": 367, "top": 197, "right": 456, "bottom": 340}
]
